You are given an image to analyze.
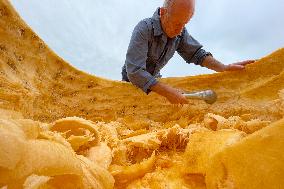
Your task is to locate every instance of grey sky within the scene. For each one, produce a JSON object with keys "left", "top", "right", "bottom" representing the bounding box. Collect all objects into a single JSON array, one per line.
[{"left": 10, "top": 0, "right": 284, "bottom": 80}]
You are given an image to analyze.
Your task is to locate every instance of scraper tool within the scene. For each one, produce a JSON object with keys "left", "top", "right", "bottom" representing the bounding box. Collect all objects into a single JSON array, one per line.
[{"left": 182, "top": 90, "right": 217, "bottom": 104}]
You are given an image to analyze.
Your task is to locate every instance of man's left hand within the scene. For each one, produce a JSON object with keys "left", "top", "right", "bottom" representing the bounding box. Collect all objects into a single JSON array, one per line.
[{"left": 224, "top": 60, "right": 256, "bottom": 71}]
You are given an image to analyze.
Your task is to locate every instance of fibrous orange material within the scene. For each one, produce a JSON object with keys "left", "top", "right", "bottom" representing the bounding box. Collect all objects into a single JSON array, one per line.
[{"left": 0, "top": 0, "right": 283, "bottom": 188}]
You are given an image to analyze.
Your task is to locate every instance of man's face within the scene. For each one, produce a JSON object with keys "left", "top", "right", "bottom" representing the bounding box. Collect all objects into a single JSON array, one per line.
[{"left": 161, "top": 1, "right": 194, "bottom": 38}]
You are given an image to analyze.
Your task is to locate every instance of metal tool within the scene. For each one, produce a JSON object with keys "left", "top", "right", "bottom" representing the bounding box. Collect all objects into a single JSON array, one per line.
[{"left": 182, "top": 90, "right": 217, "bottom": 104}]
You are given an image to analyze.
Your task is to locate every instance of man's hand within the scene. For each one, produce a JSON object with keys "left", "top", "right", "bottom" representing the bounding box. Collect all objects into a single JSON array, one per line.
[
  {"left": 223, "top": 60, "right": 255, "bottom": 71},
  {"left": 165, "top": 88, "right": 188, "bottom": 104},
  {"left": 202, "top": 56, "right": 256, "bottom": 72},
  {"left": 150, "top": 82, "right": 188, "bottom": 104}
]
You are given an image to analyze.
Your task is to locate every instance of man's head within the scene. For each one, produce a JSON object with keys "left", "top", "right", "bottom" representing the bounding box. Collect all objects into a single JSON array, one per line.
[{"left": 160, "top": 0, "right": 195, "bottom": 38}]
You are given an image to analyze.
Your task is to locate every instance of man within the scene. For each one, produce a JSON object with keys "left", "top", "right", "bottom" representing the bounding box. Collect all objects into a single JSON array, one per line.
[{"left": 121, "top": 0, "right": 254, "bottom": 104}]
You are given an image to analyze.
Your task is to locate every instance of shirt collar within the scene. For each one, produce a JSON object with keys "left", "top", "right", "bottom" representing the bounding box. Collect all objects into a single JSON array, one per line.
[{"left": 152, "top": 8, "right": 164, "bottom": 36}]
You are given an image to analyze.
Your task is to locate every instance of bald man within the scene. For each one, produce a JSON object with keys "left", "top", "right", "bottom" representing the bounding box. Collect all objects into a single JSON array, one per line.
[{"left": 122, "top": 0, "right": 254, "bottom": 104}]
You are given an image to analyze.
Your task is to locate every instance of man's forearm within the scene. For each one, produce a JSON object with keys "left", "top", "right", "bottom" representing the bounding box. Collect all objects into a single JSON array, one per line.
[
  {"left": 201, "top": 56, "right": 255, "bottom": 72},
  {"left": 150, "top": 82, "right": 176, "bottom": 99},
  {"left": 149, "top": 82, "right": 188, "bottom": 104},
  {"left": 201, "top": 56, "right": 226, "bottom": 72}
]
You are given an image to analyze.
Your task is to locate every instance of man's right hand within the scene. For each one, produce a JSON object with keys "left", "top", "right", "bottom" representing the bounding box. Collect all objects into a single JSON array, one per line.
[
  {"left": 150, "top": 82, "right": 189, "bottom": 104},
  {"left": 166, "top": 88, "right": 188, "bottom": 104}
]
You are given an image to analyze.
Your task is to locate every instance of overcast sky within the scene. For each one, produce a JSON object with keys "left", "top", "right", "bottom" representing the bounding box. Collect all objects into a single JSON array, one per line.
[{"left": 10, "top": 0, "right": 284, "bottom": 80}]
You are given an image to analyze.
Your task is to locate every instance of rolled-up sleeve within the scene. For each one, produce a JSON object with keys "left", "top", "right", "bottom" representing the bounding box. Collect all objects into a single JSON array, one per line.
[
  {"left": 125, "top": 20, "right": 158, "bottom": 93},
  {"left": 177, "top": 28, "right": 212, "bottom": 66}
]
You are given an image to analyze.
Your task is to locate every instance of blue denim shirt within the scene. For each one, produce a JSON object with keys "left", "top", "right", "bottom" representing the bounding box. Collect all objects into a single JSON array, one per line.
[{"left": 122, "top": 8, "right": 212, "bottom": 93}]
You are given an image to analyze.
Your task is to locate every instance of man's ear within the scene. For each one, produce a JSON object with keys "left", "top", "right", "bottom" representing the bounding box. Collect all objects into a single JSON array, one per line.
[{"left": 160, "top": 7, "right": 167, "bottom": 16}]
